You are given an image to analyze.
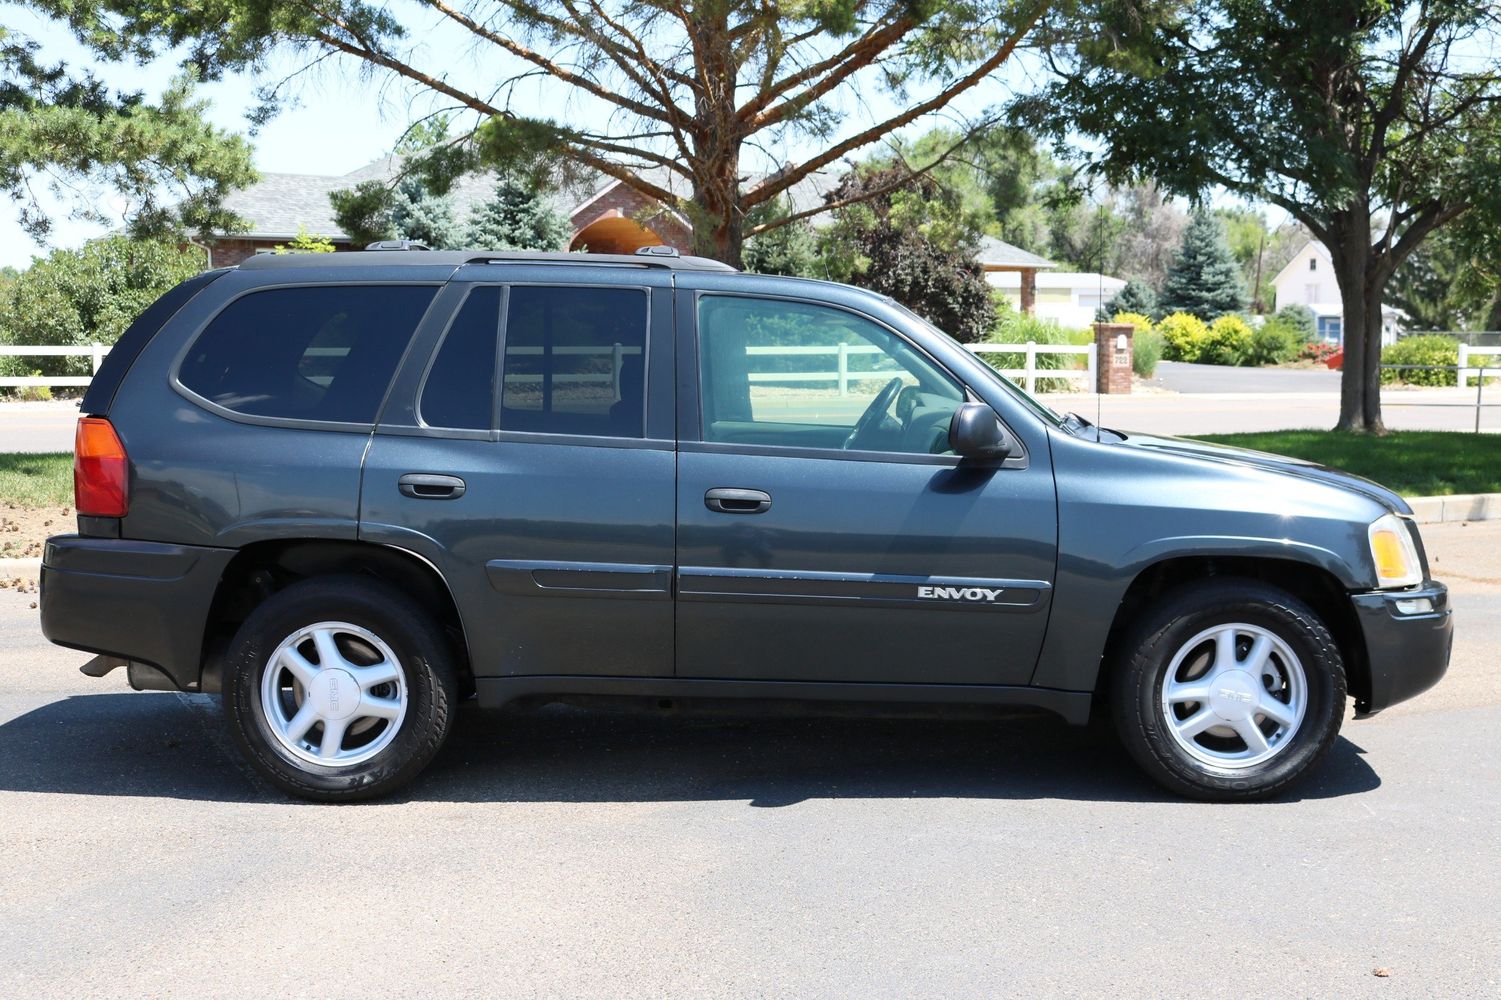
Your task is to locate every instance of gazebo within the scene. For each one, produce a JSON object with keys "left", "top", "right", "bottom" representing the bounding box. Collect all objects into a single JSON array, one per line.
[{"left": 976, "top": 236, "right": 1057, "bottom": 315}]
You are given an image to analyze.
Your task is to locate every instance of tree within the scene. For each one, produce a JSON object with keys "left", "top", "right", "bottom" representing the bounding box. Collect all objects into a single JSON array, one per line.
[
  {"left": 1107, "top": 278, "right": 1157, "bottom": 318},
  {"left": 68, "top": 1, "right": 1051, "bottom": 267},
  {"left": 0, "top": 236, "right": 201, "bottom": 377},
  {"left": 390, "top": 178, "right": 459, "bottom": 249},
  {"left": 329, "top": 182, "right": 398, "bottom": 247},
  {"left": 463, "top": 178, "right": 571, "bottom": 250},
  {"left": 818, "top": 166, "right": 995, "bottom": 344},
  {"left": 1159, "top": 212, "right": 1247, "bottom": 319},
  {"left": 741, "top": 198, "right": 818, "bottom": 277},
  {"left": 1022, "top": 0, "right": 1501, "bottom": 432},
  {"left": 1, "top": 23, "right": 254, "bottom": 241}
]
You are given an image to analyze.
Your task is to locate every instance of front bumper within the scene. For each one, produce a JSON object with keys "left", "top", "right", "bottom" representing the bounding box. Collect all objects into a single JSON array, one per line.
[
  {"left": 40, "top": 535, "right": 235, "bottom": 691},
  {"left": 1350, "top": 580, "right": 1453, "bottom": 716}
]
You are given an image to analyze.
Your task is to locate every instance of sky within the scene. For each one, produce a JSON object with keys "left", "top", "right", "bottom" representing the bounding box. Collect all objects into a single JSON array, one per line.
[{"left": 1, "top": 6, "right": 1056, "bottom": 270}]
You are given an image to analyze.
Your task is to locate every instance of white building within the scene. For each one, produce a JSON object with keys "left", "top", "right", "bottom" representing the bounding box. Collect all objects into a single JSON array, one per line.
[
  {"left": 1271, "top": 239, "right": 1403, "bottom": 346},
  {"left": 976, "top": 237, "right": 1125, "bottom": 329}
]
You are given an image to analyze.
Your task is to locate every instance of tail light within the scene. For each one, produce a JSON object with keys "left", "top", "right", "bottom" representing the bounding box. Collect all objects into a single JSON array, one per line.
[{"left": 74, "top": 417, "right": 129, "bottom": 517}]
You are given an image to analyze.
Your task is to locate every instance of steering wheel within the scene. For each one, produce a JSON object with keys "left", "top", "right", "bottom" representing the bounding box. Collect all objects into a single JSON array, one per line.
[{"left": 842, "top": 377, "right": 904, "bottom": 451}]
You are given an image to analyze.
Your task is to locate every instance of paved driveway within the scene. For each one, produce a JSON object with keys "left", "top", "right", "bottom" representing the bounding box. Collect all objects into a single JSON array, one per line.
[
  {"left": 0, "top": 522, "right": 1497, "bottom": 997},
  {"left": 1147, "top": 360, "right": 1344, "bottom": 393}
]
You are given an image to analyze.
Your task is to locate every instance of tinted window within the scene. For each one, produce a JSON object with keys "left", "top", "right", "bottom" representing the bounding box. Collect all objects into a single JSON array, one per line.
[
  {"left": 698, "top": 296, "right": 964, "bottom": 455},
  {"left": 179, "top": 285, "right": 436, "bottom": 424},
  {"left": 420, "top": 287, "right": 500, "bottom": 430},
  {"left": 500, "top": 285, "right": 647, "bottom": 438}
]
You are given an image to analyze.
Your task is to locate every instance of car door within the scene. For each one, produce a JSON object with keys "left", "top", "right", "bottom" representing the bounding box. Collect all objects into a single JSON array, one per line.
[
  {"left": 675, "top": 286, "right": 1058, "bottom": 687},
  {"left": 360, "top": 267, "right": 677, "bottom": 679}
]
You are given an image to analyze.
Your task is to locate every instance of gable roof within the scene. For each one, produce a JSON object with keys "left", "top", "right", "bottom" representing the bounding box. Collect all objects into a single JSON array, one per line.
[
  {"left": 1269, "top": 238, "right": 1330, "bottom": 288},
  {"left": 976, "top": 236, "right": 1056, "bottom": 270}
]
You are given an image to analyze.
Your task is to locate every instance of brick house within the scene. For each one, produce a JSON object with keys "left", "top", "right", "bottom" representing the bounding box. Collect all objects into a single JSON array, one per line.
[{"left": 206, "top": 157, "right": 831, "bottom": 266}]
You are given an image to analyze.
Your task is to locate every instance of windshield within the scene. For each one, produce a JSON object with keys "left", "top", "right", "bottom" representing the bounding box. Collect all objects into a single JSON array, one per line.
[{"left": 884, "top": 300, "right": 1069, "bottom": 429}]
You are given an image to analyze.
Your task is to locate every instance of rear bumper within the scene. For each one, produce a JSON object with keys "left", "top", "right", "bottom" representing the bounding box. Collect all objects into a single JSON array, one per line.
[
  {"left": 40, "top": 535, "right": 234, "bottom": 691},
  {"left": 1350, "top": 580, "right": 1453, "bottom": 716}
]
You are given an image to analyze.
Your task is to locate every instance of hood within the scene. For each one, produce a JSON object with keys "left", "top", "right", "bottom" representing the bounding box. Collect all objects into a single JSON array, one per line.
[{"left": 1113, "top": 432, "right": 1411, "bottom": 515}]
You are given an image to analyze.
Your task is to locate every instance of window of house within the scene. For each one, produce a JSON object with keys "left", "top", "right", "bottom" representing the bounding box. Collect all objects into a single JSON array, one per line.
[
  {"left": 1309, "top": 257, "right": 1317, "bottom": 271},
  {"left": 499, "top": 285, "right": 648, "bottom": 438},
  {"left": 420, "top": 287, "right": 501, "bottom": 430},
  {"left": 178, "top": 285, "right": 437, "bottom": 424}
]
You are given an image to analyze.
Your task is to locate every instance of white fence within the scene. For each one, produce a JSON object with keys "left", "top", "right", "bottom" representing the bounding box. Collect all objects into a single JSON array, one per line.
[
  {"left": 966, "top": 341, "right": 1097, "bottom": 394},
  {"left": 1457, "top": 345, "right": 1501, "bottom": 387},
  {"left": 0, "top": 344, "right": 109, "bottom": 387}
]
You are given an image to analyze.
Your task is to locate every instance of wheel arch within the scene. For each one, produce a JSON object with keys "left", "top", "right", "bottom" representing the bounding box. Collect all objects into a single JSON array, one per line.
[
  {"left": 198, "top": 538, "right": 471, "bottom": 694},
  {"left": 1094, "top": 554, "right": 1369, "bottom": 714}
]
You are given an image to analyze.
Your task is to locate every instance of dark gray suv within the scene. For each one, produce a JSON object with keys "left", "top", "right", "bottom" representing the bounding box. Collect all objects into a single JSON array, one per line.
[{"left": 40, "top": 247, "right": 1452, "bottom": 801}]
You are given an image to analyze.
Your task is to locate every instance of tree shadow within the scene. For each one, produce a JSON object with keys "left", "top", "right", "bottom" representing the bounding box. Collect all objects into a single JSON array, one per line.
[{"left": 0, "top": 693, "right": 1381, "bottom": 805}]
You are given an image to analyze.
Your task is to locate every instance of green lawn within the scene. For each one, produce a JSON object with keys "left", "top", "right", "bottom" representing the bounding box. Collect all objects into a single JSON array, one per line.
[
  {"left": 0, "top": 453, "right": 73, "bottom": 507},
  {"left": 1192, "top": 431, "right": 1501, "bottom": 497}
]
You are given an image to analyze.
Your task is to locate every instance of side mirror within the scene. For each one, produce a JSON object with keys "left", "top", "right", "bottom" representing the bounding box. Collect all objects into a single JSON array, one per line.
[{"left": 949, "top": 403, "right": 1012, "bottom": 460}]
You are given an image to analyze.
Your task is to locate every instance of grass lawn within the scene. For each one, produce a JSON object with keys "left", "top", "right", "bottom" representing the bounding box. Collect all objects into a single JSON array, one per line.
[
  {"left": 1192, "top": 431, "right": 1501, "bottom": 497},
  {"left": 0, "top": 452, "right": 73, "bottom": 508}
]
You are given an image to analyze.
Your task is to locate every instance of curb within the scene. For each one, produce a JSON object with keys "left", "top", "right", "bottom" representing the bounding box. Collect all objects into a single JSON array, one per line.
[
  {"left": 1404, "top": 493, "right": 1501, "bottom": 524},
  {"left": 0, "top": 557, "right": 40, "bottom": 582}
]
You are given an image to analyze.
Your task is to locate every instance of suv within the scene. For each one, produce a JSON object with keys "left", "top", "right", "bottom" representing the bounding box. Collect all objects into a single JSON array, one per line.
[{"left": 41, "top": 247, "right": 1452, "bottom": 801}]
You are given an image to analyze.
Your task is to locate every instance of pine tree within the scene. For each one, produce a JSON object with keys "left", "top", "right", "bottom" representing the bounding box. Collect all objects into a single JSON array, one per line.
[
  {"left": 742, "top": 197, "right": 818, "bottom": 276},
  {"left": 1158, "top": 212, "right": 1247, "bottom": 319},
  {"left": 390, "top": 178, "right": 459, "bottom": 249},
  {"left": 1106, "top": 278, "right": 1158, "bottom": 319},
  {"left": 463, "top": 179, "right": 571, "bottom": 251}
]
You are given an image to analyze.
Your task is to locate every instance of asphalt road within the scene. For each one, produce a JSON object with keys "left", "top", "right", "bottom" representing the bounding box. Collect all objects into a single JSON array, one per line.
[
  {"left": 1, "top": 523, "right": 1498, "bottom": 998},
  {"left": 1146, "top": 360, "right": 1344, "bottom": 394}
]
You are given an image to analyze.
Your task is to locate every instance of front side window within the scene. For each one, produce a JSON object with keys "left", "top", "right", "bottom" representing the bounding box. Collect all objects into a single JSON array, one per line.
[
  {"left": 499, "top": 285, "right": 648, "bottom": 438},
  {"left": 179, "top": 285, "right": 437, "bottom": 424},
  {"left": 697, "top": 295, "right": 965, "bottom": 455}
]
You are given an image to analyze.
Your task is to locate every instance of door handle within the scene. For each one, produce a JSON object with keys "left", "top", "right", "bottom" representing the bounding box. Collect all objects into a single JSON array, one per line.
[
  {"left": 399, "top": 473, "right": 466, "bottom": 500},
  {"left": 705, "top": 487, "right": 772, "bottom": 515}
]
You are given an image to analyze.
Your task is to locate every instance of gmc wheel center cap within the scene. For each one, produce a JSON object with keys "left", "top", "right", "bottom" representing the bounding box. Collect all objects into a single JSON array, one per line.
[
  {"left": 307, "top": 668, "right": 360, "bottom": 722},
  {"left": 1208, "top": 670, "right": 1260, "bottom": 722}
]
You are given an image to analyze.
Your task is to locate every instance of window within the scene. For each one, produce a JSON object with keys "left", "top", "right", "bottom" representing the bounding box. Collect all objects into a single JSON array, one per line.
[
  {"left": 500, "top": 285, "right": 648, "bottom": 438},
  {"left": 420, "top": 287, "right": 500, "bottom": 430},
  {"left": 179, "top": 285, "right": 436, "bottom": 424},
  {"left": 697, "top": 296, "right": 965, "bottom": 456},
  {"left": 1309, "top": 257, "right": 1317, "bottom": 272}
]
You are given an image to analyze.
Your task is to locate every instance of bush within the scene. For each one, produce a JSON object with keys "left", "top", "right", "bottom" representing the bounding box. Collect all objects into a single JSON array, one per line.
[
  {"left": 1381, "top": 335, "right": 1458, "bottom": 387},
  {"left": 1156, "top": 312, "right": 1210, "bottom": 362},
  {"left": 1133, "top": 330, "right": 1165, "bottom": 377},
  {"left": 1202, "top": 314, "right": 1254, "bottom": 365},
  {"left": 1273, "top": 304, "right": 1317, "bottom": 340},
  {"left": 1299, "top": 341, "right": 1340, "bottom": 363},
  {"left": 1245, "top": 317, "right": 1303, "bottom": 366},
  {"left": 986, "top": 314, "right": 1086, "bottom": 393}
]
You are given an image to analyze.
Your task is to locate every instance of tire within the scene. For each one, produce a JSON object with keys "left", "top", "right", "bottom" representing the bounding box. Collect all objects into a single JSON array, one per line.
[
  {"left": 1111, "top": 578, "right": 1347, "bottom": 801},
  {"left": 223, "top": 575, "right": 459, "bottom": 802}
]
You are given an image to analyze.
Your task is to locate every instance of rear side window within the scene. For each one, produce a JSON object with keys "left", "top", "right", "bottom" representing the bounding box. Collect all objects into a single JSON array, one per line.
[
  {"left": 178, "top": 285, "right": 437, "bottom": 424},
  {"left": 420, "top": 287, "right": 500, "bottom": 430},
  {"left": 500, "top": 285, "right": 647, "bottom": 438}
]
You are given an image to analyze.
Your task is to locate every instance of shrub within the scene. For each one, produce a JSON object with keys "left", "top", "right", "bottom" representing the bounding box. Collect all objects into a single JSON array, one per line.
[
  {"left": 1156, "top": 312, "right": 1210, "bottom": 362},
  {"left": 1245, "top": 317, "right": 1303, "bottom": 366},
  {"left": 1133, "top": 329, "right": 1164, "bottom": 377},
  {"left": 1199, "top": 314, "right": 1253, "bottom": 365},
  {"left": 1273, "top": 304, "right": 1317, "bottom": 340},
  {"left": 1112, "top": 311, "right": 1154, "bottom": 335},
  {"left": 1299, "top": 341, "right": 1339, "bottom": 363},
  {"left": 986, "top": 314, "right": 1085, "bottom": 393},
  {"left": 1380, "top": 335, "right": 1458, "bottom": 387}
]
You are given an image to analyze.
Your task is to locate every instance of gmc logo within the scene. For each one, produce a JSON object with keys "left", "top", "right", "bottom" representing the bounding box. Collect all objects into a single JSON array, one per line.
[{"left": 917, "top": 586, "right": 1005, "bottom": 602}]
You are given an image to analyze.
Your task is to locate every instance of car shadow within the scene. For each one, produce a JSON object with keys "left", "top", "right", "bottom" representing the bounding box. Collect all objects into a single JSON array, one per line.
[{"left": 0, "top": 693, "right": 1381, "bottom": 805}]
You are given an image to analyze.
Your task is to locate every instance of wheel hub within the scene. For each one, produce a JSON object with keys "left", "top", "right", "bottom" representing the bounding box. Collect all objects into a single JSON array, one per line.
[
  {"left": 1208, "top": 669, "right": 1260, "bottom": 723},
  {"left": 307, "top": 667, "right": 361, "bottom": 722}
]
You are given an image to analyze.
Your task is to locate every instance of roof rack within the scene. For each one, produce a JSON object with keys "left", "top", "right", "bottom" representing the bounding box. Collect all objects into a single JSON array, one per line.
[{"left": 238, "top": 246, "right": 737, "bottom": 272}]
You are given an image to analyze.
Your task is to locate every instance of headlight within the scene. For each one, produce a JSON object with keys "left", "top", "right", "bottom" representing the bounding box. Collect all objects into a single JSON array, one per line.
[{"left": 1368, "top": 513, "right": 1423, "bottom": 589}]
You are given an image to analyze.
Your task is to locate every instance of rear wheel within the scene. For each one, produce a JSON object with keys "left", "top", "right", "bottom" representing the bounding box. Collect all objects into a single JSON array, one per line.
[
  {"left": 1111, "top": 579, "right": 1346, "bottom": 801},
  {"left": 223, "top": 576, "right": 458, "bottom": 801}
]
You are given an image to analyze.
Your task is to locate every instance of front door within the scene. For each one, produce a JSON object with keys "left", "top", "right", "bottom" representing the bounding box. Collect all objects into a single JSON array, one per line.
[
  {"left": 675, "top": 292, "right": 1057, "bottom": 687},
  {"left": 361, "top": 274, "right": 677, "bottom": 679}
]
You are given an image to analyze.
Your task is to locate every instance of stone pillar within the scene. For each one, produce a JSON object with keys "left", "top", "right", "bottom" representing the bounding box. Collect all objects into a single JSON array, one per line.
[
  {"left": 1094, "top": 322, "right": 1134, "bottom": 394},
  {"left": 1019, "top": 268, "right": 1037, "bottom": 315}
]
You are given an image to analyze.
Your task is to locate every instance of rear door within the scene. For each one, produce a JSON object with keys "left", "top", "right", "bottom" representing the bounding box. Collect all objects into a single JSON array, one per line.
[
  {"left": 360, "top": 266, "right": 677, "bottom": 679},
  {"left": 674, "top": 285, "right": 1058, "bottom": 687}
]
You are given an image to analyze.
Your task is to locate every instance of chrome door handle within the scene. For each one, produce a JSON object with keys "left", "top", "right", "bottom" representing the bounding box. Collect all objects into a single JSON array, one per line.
[
  {"left": 399, "top": 473, "right": 466, "bottom": 500},
  {"left": 705, "top": 488, "right": 772, "bottom": 514}
]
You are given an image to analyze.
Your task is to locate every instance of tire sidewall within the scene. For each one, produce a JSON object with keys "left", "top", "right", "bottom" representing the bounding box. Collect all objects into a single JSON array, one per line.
[
  {"left": 1118, "top": 584, "right": 1346, "bottom": 800},
  {"left": 224, "top": 578, "right": 455, "bottom": 801}
]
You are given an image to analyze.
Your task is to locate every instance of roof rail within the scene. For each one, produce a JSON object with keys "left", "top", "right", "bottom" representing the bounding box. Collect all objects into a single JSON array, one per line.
[
  {"left": 366, "top": 239, "right": 432, "bottom": 251},
  {"left": 237, "top": 247, "right": 737, "bottom": 272}
]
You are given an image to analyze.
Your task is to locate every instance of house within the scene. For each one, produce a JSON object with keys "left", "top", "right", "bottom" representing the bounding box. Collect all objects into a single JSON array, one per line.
[
  {"left": 979, "top": 237, "right": 1125, "bottom": 329},
  {"left": 206, "top": 157, "right": 835, "bottom": 266},
  {"left": 1271, "top": 239, "right": 1403, "bottom": 345}
]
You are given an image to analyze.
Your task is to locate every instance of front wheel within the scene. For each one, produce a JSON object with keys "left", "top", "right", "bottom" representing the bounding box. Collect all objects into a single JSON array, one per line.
[
  {"left": 223, "top": 576, "right": 458, "bottom": 801},
  {"left": 1111, "top": 579, "right": 1347, "bottom": 801}
]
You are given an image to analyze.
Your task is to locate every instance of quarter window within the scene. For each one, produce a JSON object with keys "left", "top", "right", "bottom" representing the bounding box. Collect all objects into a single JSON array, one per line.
[
  {"left": 179, "top": 285, "right": 436, "bottom": 424},
  {"left": 500, "top": 285, "right": 648, "bottom": 438},
  {"left": 420, "top": 287, "right": 500, "bottom": 430},
  {"left": 697, "top": 296, "right": 965, "bottom": 455}
]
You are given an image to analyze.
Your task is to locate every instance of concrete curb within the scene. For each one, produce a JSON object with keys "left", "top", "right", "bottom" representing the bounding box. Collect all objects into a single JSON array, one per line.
[{"left": 0, "top": 558, "right": 40, "bottom": 582}]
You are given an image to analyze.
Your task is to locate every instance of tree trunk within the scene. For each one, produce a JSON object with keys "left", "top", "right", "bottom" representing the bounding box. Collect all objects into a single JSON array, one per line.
[{"left": 1330, "top": 214, "right": 1387, "bottom": 433}]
